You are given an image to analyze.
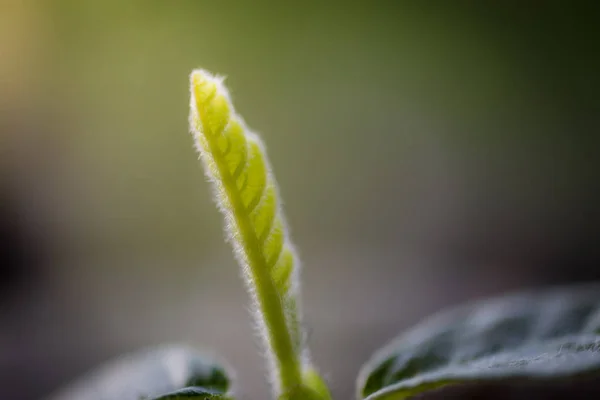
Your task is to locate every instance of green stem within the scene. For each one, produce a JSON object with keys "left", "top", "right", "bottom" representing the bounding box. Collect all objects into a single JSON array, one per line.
[{"left": 213, "top": 148, "right": 302, "bottom": 391}]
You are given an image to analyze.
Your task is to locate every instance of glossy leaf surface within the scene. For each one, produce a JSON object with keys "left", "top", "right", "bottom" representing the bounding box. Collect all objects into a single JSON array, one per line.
[{"left": 358, "top": 284, "right": 600, "bottom": 400}]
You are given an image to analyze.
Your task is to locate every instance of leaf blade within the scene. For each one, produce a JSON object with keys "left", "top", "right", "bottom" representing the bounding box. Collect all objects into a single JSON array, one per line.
[
  {"left": 150, "top": 387, "right": 233, "bottom": 400},
  {"left": 189, "top": 69, "right": 331, "bottom": 399},
  {"left": 357, "top": 284, "right": 600, "bottom": 400},
  {"left": 47, "top": 345, "right": 233, "bottom": 400}
]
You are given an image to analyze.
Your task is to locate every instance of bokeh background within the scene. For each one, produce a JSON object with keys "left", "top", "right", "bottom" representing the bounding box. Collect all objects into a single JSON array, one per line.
[{"left": 1, "top": 1, "right": 599, "bottom": 399}]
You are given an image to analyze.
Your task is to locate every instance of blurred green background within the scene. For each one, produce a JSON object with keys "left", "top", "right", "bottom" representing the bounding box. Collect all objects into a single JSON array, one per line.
[{"left": 1, "top": 1, "right": 599, "bottom": 399}]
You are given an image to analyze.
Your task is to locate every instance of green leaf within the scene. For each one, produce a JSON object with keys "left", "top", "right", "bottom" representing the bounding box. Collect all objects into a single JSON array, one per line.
[
  {"left": 188, "top": 69, "right": 330, "bottom": 399},
  {"left": 357, "top": 284, "right": 600, "bottom": 400},
  {"left": 150, "top": 387, "right": 233, "bottom": 400},
  {"left": 47, "top": 345, "right": 233, "bottom": 400}
]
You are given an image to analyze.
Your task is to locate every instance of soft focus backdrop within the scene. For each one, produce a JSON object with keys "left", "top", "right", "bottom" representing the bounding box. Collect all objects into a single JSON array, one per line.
[{"left": 1, "top": 1, "right": 599, "bottom": 399}]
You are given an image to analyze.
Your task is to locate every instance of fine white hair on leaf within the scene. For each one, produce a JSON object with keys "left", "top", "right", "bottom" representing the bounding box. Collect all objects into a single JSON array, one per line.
[{"left": 188, "top": 68, "right": 310, "bottom": 397}]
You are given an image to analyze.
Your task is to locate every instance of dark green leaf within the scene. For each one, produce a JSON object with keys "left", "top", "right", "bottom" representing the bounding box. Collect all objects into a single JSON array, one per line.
[
  {"left": 47, "top": 345, "right": 233, "bottom": 400},
  {"left": 357, "top": 284, "right": 600, "bottom": 399},
  {"left": 150, "top": 386, "right": 233, "bottom": 399}
]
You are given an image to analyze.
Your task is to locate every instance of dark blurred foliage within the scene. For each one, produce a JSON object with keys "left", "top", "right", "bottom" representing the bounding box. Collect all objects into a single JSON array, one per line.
[{"left": 1, "top": 1, "right": 599, "bottom": 399}]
